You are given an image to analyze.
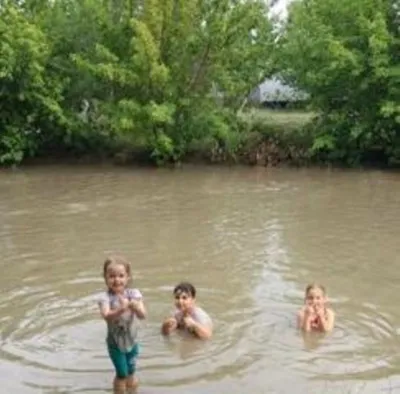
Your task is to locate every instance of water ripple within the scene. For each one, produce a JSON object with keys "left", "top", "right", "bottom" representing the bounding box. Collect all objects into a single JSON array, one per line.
[{"left": 0, "top": 166, "right": 400, "bottom": 393}]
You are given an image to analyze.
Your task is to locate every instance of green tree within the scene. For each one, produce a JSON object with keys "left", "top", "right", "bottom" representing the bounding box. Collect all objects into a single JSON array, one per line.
[
  {"left": 0, "top": 4, "right": 65, "bottom": 163},
  {"left": 278, "top": 0, "right": 399, "bottom": 165},
  {"left": 72, "top": 0, "right": 274, "bottom": 163},
  {"left": 0, "top": 0, "right": 275, "bottom": 165}
]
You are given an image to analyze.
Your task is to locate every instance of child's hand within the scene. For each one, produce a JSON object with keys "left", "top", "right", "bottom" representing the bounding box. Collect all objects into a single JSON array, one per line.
[
  {"left": 166, "top": 317, "right": 178, "bottom": 330},
  {"left": 314, "top": 305, "right": 325, "bottom": 318},
  {"left": 304, "top": 305, "right": 315, "bottom": 316},
  {"left": 183, "top": 315, "right": 196, "bottom": 329},
  {"left": 129, "top": 299, "right": 141, "bottom": 311},
  {"left": 162, "top": 317, "right": 178, "bottom": 335},
  {"left": 118, "top": 294, "right": 130, "bottom": 310}
]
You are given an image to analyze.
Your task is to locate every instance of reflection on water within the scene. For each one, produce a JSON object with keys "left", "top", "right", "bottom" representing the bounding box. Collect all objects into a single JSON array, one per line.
[{"left": 0, "top": 165, "right": 400, "bottom": 393}]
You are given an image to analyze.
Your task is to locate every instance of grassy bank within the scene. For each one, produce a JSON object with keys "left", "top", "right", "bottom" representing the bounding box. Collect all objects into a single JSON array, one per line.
[
  {"left": 237, "top": 108, "right": 316, "bottom": 166},
  {"left": 241, "top": 108, "right": 315, "bottom": 131},
  {"left": 185, "top": 108, "right": 316, "bottom": 167}
]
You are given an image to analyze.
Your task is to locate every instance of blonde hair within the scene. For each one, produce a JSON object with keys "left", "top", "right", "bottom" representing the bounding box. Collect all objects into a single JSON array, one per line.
[
  {"left": 103, "top": 254, "right": 131, "bottom": 277},
  {"left": 305, "top": 283, "right": 326, "bottom": 297}
]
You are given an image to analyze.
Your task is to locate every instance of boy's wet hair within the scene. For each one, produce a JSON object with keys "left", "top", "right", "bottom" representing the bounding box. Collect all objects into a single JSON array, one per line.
[
  {"left": 103, "top": 254, "right": 131, "bottom": 277},
  {"left": 173, "top": 282, "right": 196, "bottom": 298}
]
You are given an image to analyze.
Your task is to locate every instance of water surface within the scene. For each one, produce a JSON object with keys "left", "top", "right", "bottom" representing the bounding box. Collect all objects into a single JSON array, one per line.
[{"left": 0, "top": 165, "right": 399, "bottom": 394}]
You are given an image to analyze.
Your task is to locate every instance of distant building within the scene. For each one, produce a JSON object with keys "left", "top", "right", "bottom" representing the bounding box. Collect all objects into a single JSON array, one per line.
[{"left": 249, "top": 76, "right": 308, "bottom": 108}]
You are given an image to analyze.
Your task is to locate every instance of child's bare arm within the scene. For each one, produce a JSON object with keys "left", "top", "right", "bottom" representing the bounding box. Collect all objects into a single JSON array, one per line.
[
  {"left": 297, "top": 307, "right": 313, "bottom": 332},
  {"left": 186, "top": 318, "right": 212, "bottom": 340},
  {"left": 296, "top": 310, "right": 304, "bottom": 329},
  {"left": 99, "top": 302, "right": 127, "bottom": 322}
]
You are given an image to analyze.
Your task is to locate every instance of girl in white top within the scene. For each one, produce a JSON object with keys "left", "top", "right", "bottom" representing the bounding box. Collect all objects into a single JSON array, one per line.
[{"left": 97, "top": 255, "right": 147, "bottom": 393}]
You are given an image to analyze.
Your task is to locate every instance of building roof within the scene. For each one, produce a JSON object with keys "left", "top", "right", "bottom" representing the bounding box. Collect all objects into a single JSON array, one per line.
[{"left": 258, "top": 77, "right": 308, "bottom": 102}]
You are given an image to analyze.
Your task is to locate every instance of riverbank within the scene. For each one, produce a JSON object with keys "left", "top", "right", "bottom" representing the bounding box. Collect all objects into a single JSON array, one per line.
[
  {"left": 24, "top": 109, "right": 316, "bottom": 167},
  {"left": 183, "top": 109, "right": 398, "bottom": 169},
  {"left": 2, "top": 109, "right": 396, "bottom": 170}
]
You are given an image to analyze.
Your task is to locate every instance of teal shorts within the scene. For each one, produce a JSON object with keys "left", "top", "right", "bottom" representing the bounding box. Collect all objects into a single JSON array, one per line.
[{"left": 107, "top": 342, "right": 140, "bottom": 379}]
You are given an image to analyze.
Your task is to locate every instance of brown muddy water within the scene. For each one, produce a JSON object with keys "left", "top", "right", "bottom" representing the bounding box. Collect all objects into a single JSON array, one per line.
[{"left": 0, "top": 164, "right": 400, "bottom": 394}]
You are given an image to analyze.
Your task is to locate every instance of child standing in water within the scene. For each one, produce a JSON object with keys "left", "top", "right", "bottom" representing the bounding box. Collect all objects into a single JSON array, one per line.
[
  {"left": 98, "top": 255, "right": 147, "bottom": 393},
  {"left": 297, "top": 283, "right": 335, "bottom": 333},
  {"left": 161, "top": 282, "right": 213, "bottom": 340}
]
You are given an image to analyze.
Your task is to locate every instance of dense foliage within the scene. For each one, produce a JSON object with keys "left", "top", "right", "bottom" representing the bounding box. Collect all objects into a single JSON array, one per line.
[
  {"left": 0, "top": 0, "right": 274, "bottom": 164},
  {"left": 277, "top": 0, "right": 400, "bottom": 165},
  {"left": 0, "top": 0, "right": 399, "bottom": 166}
]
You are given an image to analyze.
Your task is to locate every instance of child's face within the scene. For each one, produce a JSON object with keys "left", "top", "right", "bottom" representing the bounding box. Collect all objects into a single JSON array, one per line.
[
  {"left": 305, "top": 287, "right": 326, "bottom": 308},
  {"left": 104, "top": 263, "right": 129, "bottom": 293},
  {"left": 174, "top": 290, "right": 195, "bottom": 312}
]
